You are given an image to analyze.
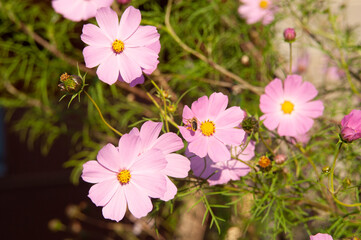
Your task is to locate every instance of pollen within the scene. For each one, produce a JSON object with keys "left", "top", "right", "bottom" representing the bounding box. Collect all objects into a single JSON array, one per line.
[
  {"left": 281, "top": 100, "right": 294, "bottom": 114},
  {"left": 112, "top": 39, "right": 124, "bottom": 54},
  {"left": 200, "top": 120, "right": 215, "bottom": 136},
  {"left": 117, "top": 169, "right": 131, "bottom": 184},
  {"left": 258, "top": 156, "right": 271, "bottom": 168},
  {"left": 60, "top": 73, "right": 70, "bottom": 82},
  {"left": 259, "top": 0, "right": 269, "bottom": 9}
]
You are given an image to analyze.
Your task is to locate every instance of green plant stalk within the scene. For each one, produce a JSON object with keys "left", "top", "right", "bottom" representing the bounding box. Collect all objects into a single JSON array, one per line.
[
  {"left": 329, "top": 141, "right": 343, "bottom": 194},
  {"left": 84, "top": 91, "right": 122, "bottom": 137},
  {"left": 289, "top": 42, "right": 293, "bottom": 75},
  {"left": 150, "top": 80, "right": 170, "bottom": 132}
]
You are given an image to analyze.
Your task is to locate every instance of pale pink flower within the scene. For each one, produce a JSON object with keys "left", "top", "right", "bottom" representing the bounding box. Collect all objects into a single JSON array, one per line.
[
  {"left": 179, "top": 92, "right": 246, "bottom": 162},
  {"left": 81, "top": 6, "right": 160, "bottom": 86},
  {"left": 292, "top": 52, "right": 309, "bottom": 74},
  {"left": 187, "top": 140, "right": 255, "bottom": 185},
  {"left": 129, "top": 121, "right": 190, "bottom": 201},
  {"left": 52, "top": 0, "right": 113, "bottom": 22},
  {"left": 341, "top": 109, "right": 361, "bottom": 142},
  {"left": 260, "top": 75, "right": 324, "bottom": 137},
  {"left": 81, "top": 133, "right": 167, "bottom": 222},
  {"left": 238, "top": 0, "right": 276, "bottom": 25},
  {"left": 310, "top": 233, "right": 333, "bottom": 240}
]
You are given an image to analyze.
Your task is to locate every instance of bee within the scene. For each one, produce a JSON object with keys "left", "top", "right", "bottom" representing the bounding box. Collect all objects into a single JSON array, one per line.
[{"left": 186, "top": 117, "right": 198, "bottom": 132}]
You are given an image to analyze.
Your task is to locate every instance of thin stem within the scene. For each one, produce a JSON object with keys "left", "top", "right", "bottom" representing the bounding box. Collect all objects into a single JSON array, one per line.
[
  {"left": 259, "top": 131, "right": 274, "bottom": 156},
  {"left": 150, "top": 80, "right": 170, "bottom": 132},
  {"left": 289, "top": 43, "right": 293, "bottom": 75},
  {"left": 164, "top": 0, "right": 263, "bottom": 95},
  {"left": 84, "top": 91, "right": 122, "bottom": 137},
  {"left": 329, "top": 141, "right": 343, "bottom": 194}
]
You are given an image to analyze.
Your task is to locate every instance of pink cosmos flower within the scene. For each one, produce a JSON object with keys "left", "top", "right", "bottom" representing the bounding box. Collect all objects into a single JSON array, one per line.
[
  {"left": 81, "top": 133, "right": 167, "bottom": 222},
  {"left": 179, "top": 92, "right": 246, "bottom": 162},
  {"left": 238, "top": 0, "right": 276, "bottom": 25},
  {"left": 128, "top": 121, "right": 190, "bottom": 201},
  {"left": 310, "top": 233, "right": 333, "bottom": 240},
  {"left": 260, "top": 75, "right": 324, "bottom": 137},
  {"left": 81, "top": 6, "right": 160, "bottom": 86},
  {"left": 52, "top": 0, "right": 113, "bottom": 22},
  {"left": 340, "top": 109, "right": 361, "bottom": 142},
  {"left": 187, "top": 140, "right": 255, "bottom": 185}
]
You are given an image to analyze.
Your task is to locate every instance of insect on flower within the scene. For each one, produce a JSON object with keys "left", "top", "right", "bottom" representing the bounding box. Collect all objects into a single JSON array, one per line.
[{"left": 186, "top": 117, "right": 198, "bottom": 132}]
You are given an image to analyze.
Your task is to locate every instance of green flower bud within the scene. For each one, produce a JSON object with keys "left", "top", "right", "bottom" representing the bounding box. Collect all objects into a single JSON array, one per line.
[
  {"left": 242, "top": 116, "right": 259, "bottom": 134},
  {"left": 58, "top": 73, "right": 83, "bottom": 95}
]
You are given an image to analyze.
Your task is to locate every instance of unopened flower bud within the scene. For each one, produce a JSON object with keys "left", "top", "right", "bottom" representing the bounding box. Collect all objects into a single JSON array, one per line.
[
  {"left": 58, "top": 73, "right": 83, "bottom": 95},
  {"left": 167, "top": 104, "right": 176, "bottom": 113},
  {"left": 342, "top": 177, "right": 351, "bottom": 187},
  {"left": 340, "top": 109, "right": 361, "bottom": 143},
  {"left": 48, "top": 219, "right": 66, "bottom": 232},
  {"left": 322, "top": 166, "right": 331, "bottom": 174},
  {"left": 283, "top": 28, "right": 296, "bottom": 43},
  {"left": 117, "top": 0, "right": 131, "bottom": 4},
  {"left": 241, "top": 116, "right": 259, "bottom": 134},
  {"left": 274, "top": 154, "right": 287, "bottom": 165}
]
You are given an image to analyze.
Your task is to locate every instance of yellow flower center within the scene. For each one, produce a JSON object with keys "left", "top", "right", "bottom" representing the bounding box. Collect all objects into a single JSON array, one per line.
[
  {"left": 112, "top": 39, "right": 124, "bottom": 53},
  {"left": 281, "top": 100, "right": 294, "bottom": 114},
  {"left": 259, "top": 0, "right": 269, "bottom": 9},
  {"left": 117, "top": 169, "right": 131, "bottom": 184},
  {"left": 200, "top": 120, "right": 215, "bottom": 136}
]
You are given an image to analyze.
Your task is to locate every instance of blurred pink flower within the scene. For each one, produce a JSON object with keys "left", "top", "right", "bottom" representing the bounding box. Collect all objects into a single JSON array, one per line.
[
  {"left": 81, "top": 133, "right": 167, "bottom": 222},
  {"left": 260, "top": 75, "right": 324, "bottom": 137},
  {"left": 310, "top": 233, "right": 333, "bottom": 240},
  {"left": 81, "top": 6, "right": 160, "bottom": 86},
  {"left": 187, "top": 140, "right": 255, "bottom": 185},
  {"left": 52, "top": 0, "right": 113, "bottom": 22},
  {"left": 238, "top": 0, "right": 276, "bottom": 25},
  {"left": 179, "top": 92, "right": 246, "bottom": 162},
  {"left": 341, "top": 109, "right": 361, "bottom": 142},
  {"left": 325, "top": 66, "right": 345, "bottom": 81},
  {"left": 117, "top": 0, "right": 131, "bottom": 4},
  {"left": 129, "top": 121, "right": 190, "bottom": 201},
  {"left": 292, "top": 52, "right": 309, "bottom": 74}
]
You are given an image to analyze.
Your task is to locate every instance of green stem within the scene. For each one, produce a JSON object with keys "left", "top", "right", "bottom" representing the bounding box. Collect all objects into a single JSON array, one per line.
[
  {"left": 84, "top": 91, "right": 122, "bottom": 137},
  {"left": 289, "top": 42, "right": 293, "bottom": 75},
  {"left": 150, "top": 80, "right": 170, "bottom": 132},
  {"left": 259, "top": 132, "right": 274, "bottom": 156},
  {"left": 329, "top": 141, "right": 343, "bottom": 194},
  {"left": 164, "top": 0, "right": 262, "bottom": 95}
]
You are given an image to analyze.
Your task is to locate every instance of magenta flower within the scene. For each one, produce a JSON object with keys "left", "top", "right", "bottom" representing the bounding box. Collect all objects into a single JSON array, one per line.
[
  {"left": 81, "top": 6, "right": 160, "bottom": 86},
  {"left": 179, "top": 92, "right": 246, "bottom": 162},
  {"left": 260, "top": 75, "right": 324, "bottom": 137},
  {"left": 187, "top": 140, "right": 255, "bottom": 186},
  {"left": 81, "top": 133, "right": 167, "bottom": 222},
  {"left": 238, "top": 0, "right": 276, "bottom": 25},
  {"left": 310, "top": 233, "right": 333, "bottom": 240},
  {"left": 52, "top": 0, "right": 113, "bottom": 22},
  {"left": 341, "top": 109, "right": 361, "bottom": 142},
  {"left": 128, "top": 121, "right": 190, "bottom": 201}
]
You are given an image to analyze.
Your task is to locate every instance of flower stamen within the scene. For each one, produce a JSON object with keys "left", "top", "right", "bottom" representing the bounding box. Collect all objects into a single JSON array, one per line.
[
  {"left": 281, "top": 100, "right": 294, "bottom": 114},
  {"left": 117, "top": 169, "right": 131, "bottom": 184},
  {"left": 112, "top": 39, "right": 124, "bottom": 54},
  {"left": 200, "top": 120, "right": 215, "bottom": 136},
  {"left": 259, "top": 0, "right": 269, "bottom": 9}
]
